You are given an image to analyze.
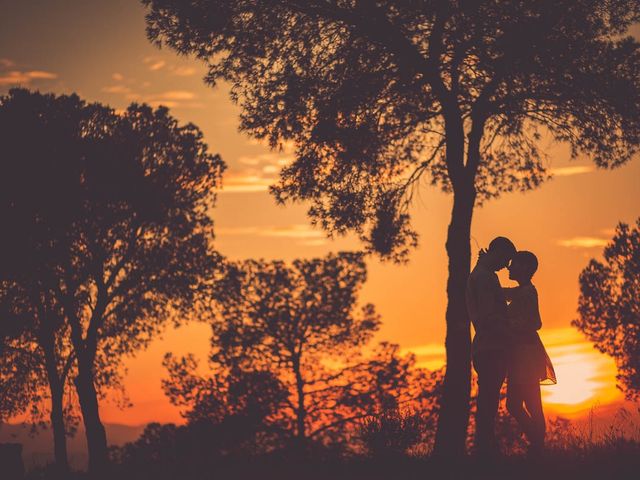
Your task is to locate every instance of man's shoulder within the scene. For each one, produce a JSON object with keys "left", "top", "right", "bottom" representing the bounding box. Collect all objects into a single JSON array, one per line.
[{"left": 470, "top": 263, "right": 497, "bottom": 282}]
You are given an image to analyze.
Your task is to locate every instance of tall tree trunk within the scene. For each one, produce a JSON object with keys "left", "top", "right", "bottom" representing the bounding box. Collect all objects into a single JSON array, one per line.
[
  {"left": 74, "top": 352, "right": 108, "bottom": 474},
  {"left": 292, "top": 357, "right": 307, "bottom": 453},
  {"left": 49, "top": 378, "right": 69, "bottom": 474},
  {"left": 433, "top": 182, "right": 476, "bottom": 457},
  {"left": 41, "top": 333, "right": 70, "bottom": 474}
]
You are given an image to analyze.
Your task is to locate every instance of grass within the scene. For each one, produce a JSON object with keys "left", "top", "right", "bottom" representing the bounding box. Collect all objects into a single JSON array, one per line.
[{"left": 26, "top": 408, "right": 640, "bottom": 480}]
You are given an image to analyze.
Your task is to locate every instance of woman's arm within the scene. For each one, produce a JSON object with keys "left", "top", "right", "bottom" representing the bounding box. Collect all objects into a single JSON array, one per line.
[
  {"left": 507, "top": 288, "right": 542, "bottom": 337},
  {"left": 522, "top": 287, "right": 542, "bottom": 331}
]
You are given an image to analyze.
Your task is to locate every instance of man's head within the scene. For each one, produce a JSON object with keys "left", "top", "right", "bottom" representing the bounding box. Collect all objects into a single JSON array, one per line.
[{"left": 485, "top": 236, "right": 516, "bottom": 271}]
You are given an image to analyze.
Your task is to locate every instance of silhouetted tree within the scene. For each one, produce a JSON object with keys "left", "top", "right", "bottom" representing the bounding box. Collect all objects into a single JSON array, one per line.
[
  {"left": 0, "top": 89, "right": 102, "bottom": 473},
  {"left": 143, "top": 0, "right": 640, "bottom": 455},
  {"left": 0, "top": 281, "right": 76, "bottom": 474},
  {"left": 210, "top": 252, "right": 380, "bottom": 451},
  {"left": 572, "top": 219, "right": 640, "bottom": 401},
  {"left": 0, "top": 89, "right": 225, "bottom": 472},
  {"left": 0, "top": 282, "right": 118, "bottom": 473},
  {"left": 165, "top": 254, "right": 441, "bottom": 455}
]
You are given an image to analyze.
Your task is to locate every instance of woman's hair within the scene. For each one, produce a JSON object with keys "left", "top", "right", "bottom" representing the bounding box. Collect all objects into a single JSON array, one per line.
[{"left": 514, "top": 250, "right": 538, "bottom": 279}]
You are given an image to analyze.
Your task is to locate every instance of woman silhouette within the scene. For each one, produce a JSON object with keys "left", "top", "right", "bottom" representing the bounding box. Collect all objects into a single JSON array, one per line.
[{"left": 502, "top": 251, "right": 556, "bottom": 457}]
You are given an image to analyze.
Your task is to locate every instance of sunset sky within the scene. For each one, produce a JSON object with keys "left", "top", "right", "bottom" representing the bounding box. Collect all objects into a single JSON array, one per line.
[{"left": 1, "top": 0, "right": 639, "bottom": 427}]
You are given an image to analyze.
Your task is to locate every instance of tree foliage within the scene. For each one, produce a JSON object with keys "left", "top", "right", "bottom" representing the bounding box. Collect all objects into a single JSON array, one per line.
[
  {"left": 143, "top": 0, "right": 640, "bottom": 259},
  {"left": 572, "top": 219, "right": 640, "bottom": 401}
]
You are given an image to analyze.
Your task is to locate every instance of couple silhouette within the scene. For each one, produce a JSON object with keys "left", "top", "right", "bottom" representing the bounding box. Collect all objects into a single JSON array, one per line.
[{"left": 467, "top": 237, "right": 556, "bottom": 458}]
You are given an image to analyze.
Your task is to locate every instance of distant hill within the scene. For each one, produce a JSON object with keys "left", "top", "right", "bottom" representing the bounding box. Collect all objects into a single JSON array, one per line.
[{"left": 0, "top": 422, "right": 146, "bottom": 471}]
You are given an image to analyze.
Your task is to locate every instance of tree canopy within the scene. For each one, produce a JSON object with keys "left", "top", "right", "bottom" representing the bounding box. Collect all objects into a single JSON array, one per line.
[{"left": 144, "top": 0, "right": 640, "bottom": 259}]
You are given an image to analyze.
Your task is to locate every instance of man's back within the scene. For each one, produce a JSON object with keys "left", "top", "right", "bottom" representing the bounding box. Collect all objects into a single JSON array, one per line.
[{"left": 466, "top": 259, "right": 508, "bottom": 355}]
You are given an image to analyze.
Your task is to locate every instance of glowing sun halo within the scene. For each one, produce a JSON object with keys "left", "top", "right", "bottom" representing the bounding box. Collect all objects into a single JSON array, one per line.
[{"left": 541, "top": 333, "right": 621, "bottom": 414}]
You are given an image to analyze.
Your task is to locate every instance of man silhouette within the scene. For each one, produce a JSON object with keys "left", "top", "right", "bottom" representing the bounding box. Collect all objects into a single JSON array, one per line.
[{"left": 466, "top": 236, "right": 516, "bottom": 458}]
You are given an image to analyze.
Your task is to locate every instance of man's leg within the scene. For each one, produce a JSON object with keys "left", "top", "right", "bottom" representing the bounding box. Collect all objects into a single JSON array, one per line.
[{"left": 474, "top": 350, "right": 507, "bottom": 456}]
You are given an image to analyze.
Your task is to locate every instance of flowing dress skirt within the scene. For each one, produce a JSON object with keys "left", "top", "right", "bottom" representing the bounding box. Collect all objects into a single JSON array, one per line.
[{"left": 508, "top": 332, "right": 556, "bottom": 385}]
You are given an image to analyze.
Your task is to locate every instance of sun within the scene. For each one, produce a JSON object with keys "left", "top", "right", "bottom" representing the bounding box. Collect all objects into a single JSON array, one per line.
[{"left": 541, "top": 336, "right": 621, "bottom": 415}]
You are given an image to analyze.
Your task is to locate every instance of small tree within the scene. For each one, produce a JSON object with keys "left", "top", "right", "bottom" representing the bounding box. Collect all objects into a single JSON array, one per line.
[
  {"left": 211, "top": 252, "right": 380, "bottom": 450},
  {"left": 572, "top": 219, "right": 640, "bottom": 401},
  {"left": 164, "top": 253, "right": 441, "bottom": 456},
  {"left": 143, "top": 0, "right": 640, "bottom": 455},
  {"left": 0, "top": 89, "right": 225, "bottom": 472},
  {"left": 0, "top": 281, "right": 77, "bottom": 474}
]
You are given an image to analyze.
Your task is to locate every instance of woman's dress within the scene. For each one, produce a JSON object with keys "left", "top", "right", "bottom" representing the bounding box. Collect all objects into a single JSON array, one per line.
[{"left": 505, "top": 285, "right": 556, "bottom": 385}]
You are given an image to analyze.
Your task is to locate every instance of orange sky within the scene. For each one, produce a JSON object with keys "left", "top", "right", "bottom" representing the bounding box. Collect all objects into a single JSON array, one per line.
[{"left": 1, "top": 1, "right": 639, "bottom": 427}]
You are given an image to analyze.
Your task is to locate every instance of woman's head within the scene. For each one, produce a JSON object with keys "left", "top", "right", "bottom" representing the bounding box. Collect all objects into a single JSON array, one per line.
[{"left": 508, "top": 250, "right": 538, "bottom": 283}]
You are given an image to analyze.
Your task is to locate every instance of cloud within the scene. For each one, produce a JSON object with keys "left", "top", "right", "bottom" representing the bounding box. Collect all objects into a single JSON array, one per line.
[
  {"left": 263, "top": 165, "right": 280, "bottom": 174},
  {"left": 100, "top": 84, "right": 201, "bottom": 110},
  {"left": 0, "top": 58, "right": 16, "bottom": 68},
  {"left": 143, "top": 56, "right": 200, "bottom": 76},
  {"left": 221, "top": 173, "right": 273, "bottom": 193},
  {"left": 222, "top": 153, "right": 295, "bottom": 193},
  {"left": 143, "top": 56, "right": 166, "bottom": 71},
  {"left": 216, "top": 224, "right": 328, "bottom": 245},
  {"left": 0, "top": 70, "right": 58, "bottom": 85},
  {"left": 222, "top": 165, "right": 279, "bottom": 193},
  {"left": 147, "top": 100, "right": 203, "bottom": 110},
  {"left": 551, "top": 165, "right": 595, "bottom": 177},
  {"left": 238, "top": 152, "right": 295, "bottom": 167},
  {"left": 403, "top": 344, "right": 446, "bottom": 357},
  {"left": 261, "top": 224, "right": 326, "bottom": 240},
  {"left": 102, "top": 85, "right": 133, "bottom": 94},
  {"left": 156, "top": 90, "right": 196, "bottom": 101},
  {"left": 300, "top": 239, "right": 328, "bottom": 247},
  {"left": 171, "top": 66, "right": 197, "bottom": 76},
  {"left": 539, "top": 327, "right": 584, "bottom": 348},
  {"left": 112, "top": 73, "right": 124, "bottom": 82},
  {"left": 401, "top": 343, "right": 446, "bottom": 370},
  {"left": 23, "top": 71, "right": 56, "bottom": 80},
  {"left": 600, "top": 227, "right": 617, "bottom": 237},
  {"left": 557, "top": 237, "right": 608, "bottom": 249}
]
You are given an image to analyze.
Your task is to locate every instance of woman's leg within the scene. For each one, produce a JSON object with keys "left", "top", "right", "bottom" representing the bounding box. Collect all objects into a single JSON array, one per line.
[
  {"left": 506, "top": 382, "right": 533, "bottom": 439},
  {"left": 522, "top": 382, "right": 545, "bottom": 451}
]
